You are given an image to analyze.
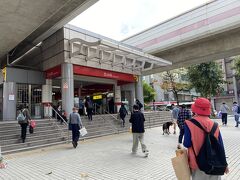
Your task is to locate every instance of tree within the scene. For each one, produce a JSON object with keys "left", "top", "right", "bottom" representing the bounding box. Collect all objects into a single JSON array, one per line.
[
  {"left": 233, "top": 56, "right": 240, "bottom": 76},
  {"left": 143, "top": 81, "right": 156, "bottom": 103},
  {"left": 187, "top": 62, "right": 225, "bottom": 98},
  {"left": 160, "top": 69, "right": 190, "bottom": 104}
]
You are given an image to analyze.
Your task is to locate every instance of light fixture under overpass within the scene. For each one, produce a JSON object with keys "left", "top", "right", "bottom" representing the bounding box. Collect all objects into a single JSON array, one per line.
[{"left": 69, "top": 38, "right": 172, "bottom": 72}]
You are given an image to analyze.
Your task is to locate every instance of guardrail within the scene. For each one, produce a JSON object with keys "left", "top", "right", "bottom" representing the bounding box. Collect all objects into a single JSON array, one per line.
[{"left": 47, "top": 105, "right": 70, "bottom": 143}]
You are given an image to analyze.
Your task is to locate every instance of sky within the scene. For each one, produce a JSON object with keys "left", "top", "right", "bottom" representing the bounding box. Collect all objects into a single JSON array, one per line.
[{"left": 69, "top": 0, "right": 209, "bottom": 41}]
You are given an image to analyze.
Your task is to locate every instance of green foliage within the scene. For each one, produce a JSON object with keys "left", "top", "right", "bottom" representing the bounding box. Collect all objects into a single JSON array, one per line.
[
  {"left": 143, "top": 81, "right": 156, "bottom": 103},
  {"left": 160, "top": 69, "right": 190, "bottom": 104},
  {"left": 187, "top": 62, "right": 224, "bottom": 98},
  {"left": 233, "top": 56, "right": 240, "bottom": 77}
]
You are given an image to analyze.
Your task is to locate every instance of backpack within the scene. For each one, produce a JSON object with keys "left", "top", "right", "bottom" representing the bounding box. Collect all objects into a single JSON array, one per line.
[
  {"left": 17, "top": 111, "right": 26, "bottom": 123},
  {"left": 87, "top": 101, "right": 93, "bottom": 109},
  {"left": 237, "top": 106, "right": 240, "bottom": 114},
  {"left": 189, "top": 119, "right": 227, "bottom": 175}
]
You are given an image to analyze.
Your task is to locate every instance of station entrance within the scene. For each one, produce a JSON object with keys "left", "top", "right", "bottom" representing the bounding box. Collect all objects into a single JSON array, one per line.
[{"left": 51, "top": 75, "right": 129, "bottom": 116}]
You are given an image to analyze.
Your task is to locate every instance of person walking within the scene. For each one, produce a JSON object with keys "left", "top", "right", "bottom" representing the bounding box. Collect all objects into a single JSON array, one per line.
[
  {"left": 177, "top": 104, "right": 191, "bottom": 149},
  {"left": 171, "top": 104, "right": 179, "bottom": 134},
  {"left": 119, "top": 103, "right": 128, "bottom": 127},
  {"left": 69, "top": 107, "right": 82, "bottom": 148},
  {"left": 17, "top": 105, "right": 31, "bottom": 143},
  {"left": 184, "top": 98, "right": 229, "bottom": 179},
  {"left": 129, "top": 104, "right": 149, "bottom": 157},
  {"left": 220, "top": 102, "right": 229, "bottom": 126},
  {"left": 136, "top": 99, "right": 143, "bottom": 111},
  {"left": 232, "top": 102, "right": 239, "bottom": 127},
  {"left": 85, "top": 97, "right": 93, "bottom": 121}
]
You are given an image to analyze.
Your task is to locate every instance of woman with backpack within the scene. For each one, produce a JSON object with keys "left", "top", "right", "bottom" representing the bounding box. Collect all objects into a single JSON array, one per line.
[
  {"left": 183, "top": 98, "right": 229, "bottom": 179},
  {"left": 119, "top": 103, "right": 128, "bottom": 127},
  {"left": 17, "top": 105, "right": 31, "bottom": 143}
]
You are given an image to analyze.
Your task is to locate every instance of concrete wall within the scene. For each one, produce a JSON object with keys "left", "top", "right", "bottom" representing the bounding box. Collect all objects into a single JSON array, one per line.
[
  {"left": 63, "top": 25, "right": 141, "bottom": 75},
  {"left": 6, "top": 67, "right": 45, "bottom": 84},
  {"left": 15, "top": 29, "right": 65, "bottom": 71}
]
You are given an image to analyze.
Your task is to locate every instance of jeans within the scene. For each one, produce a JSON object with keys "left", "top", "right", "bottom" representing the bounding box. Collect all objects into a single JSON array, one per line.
[
  {"left": 234, "top": 115, "right": 239, "bottom": 127},
  {"left": 221, "top": 113, "right": 227, "bottom": 125},
  {"left": 178, "top": 128, "right": 185, "bottom": 144},
  {"left": 71, "top": 124, "right": 80, "bottom": 143}
]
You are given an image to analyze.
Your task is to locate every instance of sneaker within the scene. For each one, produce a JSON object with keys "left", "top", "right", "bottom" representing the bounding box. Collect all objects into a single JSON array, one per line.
[
  {"left": 72, "top": 141, "right": 76, "bottom": 148},
  {"left": 144, "top": 150, "right": 149, "bottom": 157},
  {"left": 177, "top": 144, "right": 182, "bottom": 149},
  {"left": 131, "top": 152, "right": 137, "bottom": 155}
]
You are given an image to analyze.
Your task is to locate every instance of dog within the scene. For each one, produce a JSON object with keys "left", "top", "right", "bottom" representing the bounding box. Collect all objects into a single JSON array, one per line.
[{"left": 162, "top": 122, "right": 173, "bottom": 135}]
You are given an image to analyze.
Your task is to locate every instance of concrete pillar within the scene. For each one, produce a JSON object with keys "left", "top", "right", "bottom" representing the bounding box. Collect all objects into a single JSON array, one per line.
[
  {"left": 130, "top": 83, "right": 136, "bottom": 112},
  {"left": 114, "top": 84, "right": 121, "bottom": 112},
  {"left": 61, "top": 63, "right": 74, "bottom": 118},
  {"left": 232, "top": 70, "right": 239, "bottom": 104},
  {"left": 3, "top": 82, "right": 17, "bottom": 120},
  {"left": 135, "top": 75, "right": 144, "bottom": 110},
  {"left": 42, "top": 79, "right": 52, "bottom": 117}
]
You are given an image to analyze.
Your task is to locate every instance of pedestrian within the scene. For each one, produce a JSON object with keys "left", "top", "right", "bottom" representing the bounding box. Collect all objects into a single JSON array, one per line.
[
  {"left": 17, "top": 105, "right": 31, "bottom": 143},
  {"left": 232, "top": 102, "right": 239, "bottom": 127},
  {"left": 171, "top": 104, "right": 179, "bottom": 134},
  {"left": 129, "top": 104, "right": 149, "bottom": 157},
  {"left": 119, "top": 103, "right": 128, "bottom": 127},
  {"left": 136, "top": 99, "right": 143, "bottom": 111},
  {"left": 184, "top": 98, "right": 229, "bottom": 179},
  {"left": 69, "top": 107, "right": 82, "bottom": 148},
  {"left": 108, "top": 97, "right": 115, "bottom": 114},
  {"left": 177, "top": 104, "right": 191, "bottom": 149},
  {"left": 220, "top": 102, "right": 229, "bottom": 126},
  {"left": 57, "top": 104, "right": 62, "bottom": 121},
  {"left": 153, "top": 99, "right": 156, "bottom": 111},
  {"left": 85, "top": 97, "right": 93, "bottom": 121}
]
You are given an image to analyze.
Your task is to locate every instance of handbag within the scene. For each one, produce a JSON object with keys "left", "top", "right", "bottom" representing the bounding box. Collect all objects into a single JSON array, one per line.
[
  {"left": 171, "top": 149, "right": 191, "bottom": 180},
  {"left": 79, "top": 126, "right": 88, "bottom": 137}
]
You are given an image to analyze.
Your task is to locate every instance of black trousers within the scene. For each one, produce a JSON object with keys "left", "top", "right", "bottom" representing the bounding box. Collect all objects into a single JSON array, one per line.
[
  {"left": 20, "top": 123, "right": 28, "bottom": 140},
  {"left": 71, "top": 124, "right": 80, "bottom": 143},
  {"left": 87, "top": 109, "right": 93, "bottom": 121},
  {"left": 222, "top": 113, "right": 228, "bottom": 125},
  {"left": 178, "top": 128, "right": 185, "bottom": 144}
]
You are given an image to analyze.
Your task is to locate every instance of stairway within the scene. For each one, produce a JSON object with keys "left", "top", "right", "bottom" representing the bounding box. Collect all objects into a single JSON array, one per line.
[
  {"left": 0, "top": 111, "right": 172, "bottom": 154},
  {"left": 0, "top": 119, "right": 66, "bottom": 154}
]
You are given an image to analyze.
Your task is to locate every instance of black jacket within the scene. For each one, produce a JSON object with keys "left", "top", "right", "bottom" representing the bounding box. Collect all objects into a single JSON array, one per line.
[{"left": 129, "top": 111, "right": 145, "bottom": 133}]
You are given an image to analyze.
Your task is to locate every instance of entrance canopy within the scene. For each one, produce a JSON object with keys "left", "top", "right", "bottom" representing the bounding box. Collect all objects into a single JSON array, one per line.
[{"left": 69, "top": 38, "right": 172, "bottom": 73}]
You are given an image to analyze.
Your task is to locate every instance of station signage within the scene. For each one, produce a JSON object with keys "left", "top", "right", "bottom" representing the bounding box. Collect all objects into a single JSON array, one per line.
[
  {"left": 93, "top": 95, "right": 103, "bottom": 100},
  {"left": 73, "top": 65, "right": 136, "bottom": 82}
]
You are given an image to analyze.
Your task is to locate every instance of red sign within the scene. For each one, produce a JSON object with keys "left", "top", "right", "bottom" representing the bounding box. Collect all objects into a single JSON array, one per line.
[
  {"left": 45, "top": 65, "right": 61, "bottom": 79},
  {"left": 73, "top": 65, "right": 136, "bottom": 82}
]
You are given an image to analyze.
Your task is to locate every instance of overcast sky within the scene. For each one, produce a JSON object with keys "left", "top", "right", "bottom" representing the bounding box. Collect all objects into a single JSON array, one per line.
[{"left": 69, "top": 0, "right": 209, "bottom": 41}]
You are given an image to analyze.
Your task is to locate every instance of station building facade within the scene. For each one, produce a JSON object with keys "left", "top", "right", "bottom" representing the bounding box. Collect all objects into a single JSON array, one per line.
[{"left": 0, "top": 25, "right": 171, "bottom": 121}]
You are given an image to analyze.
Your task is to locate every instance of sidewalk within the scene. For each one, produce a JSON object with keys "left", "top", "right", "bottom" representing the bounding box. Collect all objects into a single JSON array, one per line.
[{"left": 0, "top": 117, "right": 239, "bottom": 180}]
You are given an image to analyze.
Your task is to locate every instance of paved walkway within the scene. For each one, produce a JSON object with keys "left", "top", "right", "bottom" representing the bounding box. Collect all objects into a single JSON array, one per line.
[{"left": 0, "top": 117, "right": 240, "bottom": 180}]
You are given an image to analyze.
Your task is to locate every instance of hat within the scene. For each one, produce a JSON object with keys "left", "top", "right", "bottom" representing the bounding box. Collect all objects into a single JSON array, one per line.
[{"left": 191, "top": 98, "right": 211, "bottom": 116}]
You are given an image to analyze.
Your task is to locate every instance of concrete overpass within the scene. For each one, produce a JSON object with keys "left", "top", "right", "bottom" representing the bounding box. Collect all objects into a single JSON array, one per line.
[
  {"left": 0, "top": 0, "right": 98, "bottom": 66},
  {"left": 123, "top": 0, "right": 240, "bottom": 75}
]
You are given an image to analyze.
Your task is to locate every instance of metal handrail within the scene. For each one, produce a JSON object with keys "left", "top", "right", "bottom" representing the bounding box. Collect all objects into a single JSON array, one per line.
[
  {"left": 105, "top": 110, "right": 119, "bottom": 121},
  {"left": 95, "top": 112, "right": 119, "bottom": 133},
  {"left": 47, "top": 105, "right": 70, "bottom": 143}
]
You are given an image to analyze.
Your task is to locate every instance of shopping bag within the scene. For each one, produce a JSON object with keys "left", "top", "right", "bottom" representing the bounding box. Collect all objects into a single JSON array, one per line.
[
  {"left": 129, "top": 126, "right": 132, "bottom": 133},
  {"left": 79, "top": 127, "right": 88, "bottom": 137},
  {"left": 171, "top": 149, "right": 191, "bottom": 180},
  {"left": 30, "top": 120, "right": 36, "bottom": 128}
]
